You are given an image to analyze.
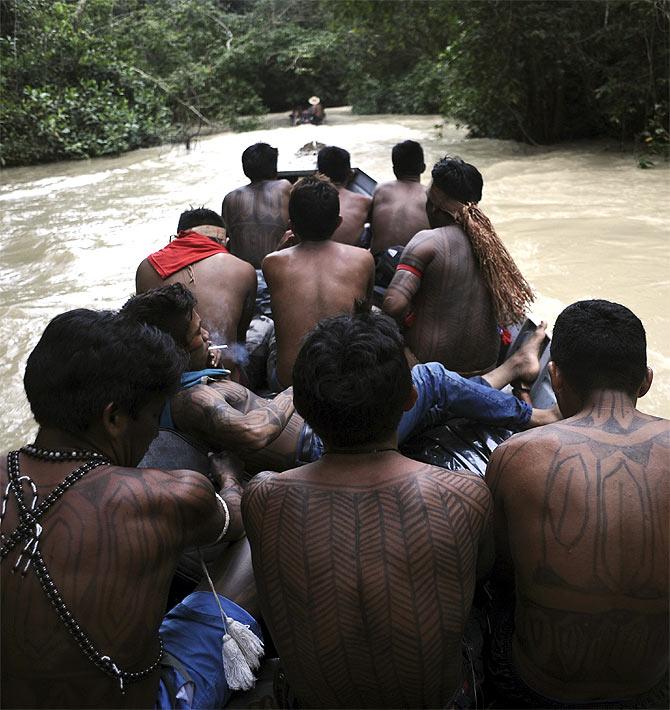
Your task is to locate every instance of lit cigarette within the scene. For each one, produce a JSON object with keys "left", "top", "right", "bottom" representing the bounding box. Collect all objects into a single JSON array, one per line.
[{"left": 208, "top": 344, "right": 229, "bottom": 350}]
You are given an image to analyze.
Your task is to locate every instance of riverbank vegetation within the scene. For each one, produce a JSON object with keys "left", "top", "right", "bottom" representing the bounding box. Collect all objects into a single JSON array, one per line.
[{"left": 1, "top": 0, "right": 667, "bottom": 167}]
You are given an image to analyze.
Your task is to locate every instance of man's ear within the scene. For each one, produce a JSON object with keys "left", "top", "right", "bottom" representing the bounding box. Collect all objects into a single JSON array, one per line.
[
  {"left": 403, "top": 385, "right": 418, "bottom": 412},
  {"left": 548, "top": 361, "right": 562, "bottom": 394},
  {"left": 101, "top": 402, "right": 130, "bottom": 439},
  {"left": 637, "top": 367, "right": 653, "bottom": 399}
]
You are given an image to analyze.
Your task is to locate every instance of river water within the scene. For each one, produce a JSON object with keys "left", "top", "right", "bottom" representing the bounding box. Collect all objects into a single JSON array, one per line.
[{"left": 1, "top": 107, "right": 668, "bottom": 450}]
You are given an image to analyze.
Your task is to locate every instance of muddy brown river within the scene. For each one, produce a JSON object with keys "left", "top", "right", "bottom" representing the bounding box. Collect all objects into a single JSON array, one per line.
[{"left": 1, "top": 107, "right": 668, "bottom": 450}]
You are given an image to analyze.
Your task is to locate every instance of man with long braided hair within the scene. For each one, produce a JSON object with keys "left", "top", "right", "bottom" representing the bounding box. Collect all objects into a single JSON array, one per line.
[{"left": 383, "top": 156, "right": 534, "bottom": 378}]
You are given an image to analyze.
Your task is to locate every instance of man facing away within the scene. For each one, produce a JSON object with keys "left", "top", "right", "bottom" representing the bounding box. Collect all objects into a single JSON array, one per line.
[
  {"left": 383, "top": 156, "right": 534, "bottom": 377},
  {"left": 136, "top": 207, "right": 257, "bottom": 380},
  {"left": 242, "top": 311, "right": 494, "bottom": 708},
  {"left": 485, "top": 299, "right": 668, "bottom": 708},
  {"left": 316, "top": 145, "right": 372, "bottom": 246},
  {"left": 369, "top": 139, "right": 430, "bottom": 255},
  {"left": 1, "top": 310, "right": 261, "bottom": 708},
  {"left": 222, "top": 142, "right": 292, "bottom": 269},
  {"left": 262, "top": 175, "right": 375, "bottom": 388}
]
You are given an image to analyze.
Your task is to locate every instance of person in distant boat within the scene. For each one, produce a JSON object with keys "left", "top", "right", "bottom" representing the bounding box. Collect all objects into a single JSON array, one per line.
[
  {"left": 485, "top": 299, "right": 669, "bottom": 708},
  {"left": 135, "top": 208, "right": 257, "bottom": 382},
  {"left": 383, "top": 156, "right": 534, "bottom": 377},
  {"left": 262, "top": 175, "right": 375, "bottom": 388},
  {"left": 242, "top": 310, "right": 494, "bottom": 708},
  {"left": 316, "top": 146, "right": 372, "bottom": 246},
  {"left": 370, "top": 140, "right": 429, "bottom": 255},
  {"left": 222, "top": 143, "right": 292, "bottom": 269},
  {"left": 303, "top": 95, "right": 325, "bottom": 125},
  {"left": 122, "top": 284, "right": 559, "bottom": 477},
  {"left": 0, "top": 309, "right": 261, "bottom": 709}
]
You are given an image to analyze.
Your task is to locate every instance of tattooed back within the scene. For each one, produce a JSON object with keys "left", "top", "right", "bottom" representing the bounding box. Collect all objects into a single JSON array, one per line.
[
  {"left": 242, "top": 457, "right": 493, "bottom": 708},
  {"left": 222, "top": 179, "right": 291, "bottom": 268},
  {"left": 486, "top": 404, "right": 669, "bottom": 701}
]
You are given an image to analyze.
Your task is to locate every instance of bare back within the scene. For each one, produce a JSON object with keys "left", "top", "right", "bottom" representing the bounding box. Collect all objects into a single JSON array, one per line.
[
  {"left": 262, "top": 241, "right": 375, "bottom": 386},
  {"left": 370, "top": 180, "right": 429, "bottom": 254},
  {"left": 331, "top": 187, "right": 372, "bottom": 246},
  {"left": 222, "top": 180, "right": 291, "bottom": 268},
  {"left": 383, "top": 226, "right": 499, "bottom": 374},
  {"left": 0, "top": 455, "right": 220, "bottom": 708},
  {"left": 242, "top": 455, "right": 493, "bottom": 708},
  {"left": 486, "top": 398, "right": 669, "bottom": 701},
  {"left": 136, "top": 253, "right": 257, "bottom": 346}
]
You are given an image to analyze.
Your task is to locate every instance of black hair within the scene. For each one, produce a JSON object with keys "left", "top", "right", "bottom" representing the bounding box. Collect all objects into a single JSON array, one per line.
[
  {"left": 292, "top": 312, "right": 412, "bottom": 447},
  {"left": 317, "top": 146, "right": 351, "bottom": 184},
  {"left": 289, "top": 175, "right": 340, "bottom": 241},
  {"left": 178, "top": 207, "right": 225, "bottom": 232},
  {"left": 24, "top": 309, "right": 186, "bottom": 433},
  {"left": 242, "top": 143, "right": 278, "bottom": 181},
  {"left": 431, "top": 156, "right": 483, "bottom": 203},
  {"left": 551, "top": 299, "right": 647, "bottom": 396},
  {"left": 120, "top": 284, "right": 197, "bottom": 348},
  {"left": 392, "top": 140, "right": 425, "bottom": 176}
]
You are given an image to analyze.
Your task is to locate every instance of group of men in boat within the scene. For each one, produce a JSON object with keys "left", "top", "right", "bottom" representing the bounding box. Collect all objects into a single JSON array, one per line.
[{"left": 1, "top": 139, "right": 667, "bottom": 709}]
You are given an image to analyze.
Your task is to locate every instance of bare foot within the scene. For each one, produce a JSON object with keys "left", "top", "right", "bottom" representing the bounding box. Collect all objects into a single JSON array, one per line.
[{"left": 509, "top": 320, "right": 547, "bottom": 387}]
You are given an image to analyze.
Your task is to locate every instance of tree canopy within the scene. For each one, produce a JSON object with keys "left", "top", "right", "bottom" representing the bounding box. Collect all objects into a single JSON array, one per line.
[{"left": 1, "top": 0, "right": 667, "bottom": 166}]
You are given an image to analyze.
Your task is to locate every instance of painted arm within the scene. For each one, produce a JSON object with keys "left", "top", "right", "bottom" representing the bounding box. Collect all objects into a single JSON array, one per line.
[
  {"left": 173, "top": 383, "right": 295, "bottom": 452},
  {"left": 208, "top": 452, "right": 246, "bottom": 541},
  {"left": 382, "top": 231, "right": 434, "bottom": 326},
  {"left": 156, "top": 468, "right": 227, "bottom": 548}
]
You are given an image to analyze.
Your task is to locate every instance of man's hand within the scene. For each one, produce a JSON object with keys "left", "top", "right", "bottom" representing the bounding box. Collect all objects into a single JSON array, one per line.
[{"left": 277, "top": 229, "right": 300, "bottom": 250}]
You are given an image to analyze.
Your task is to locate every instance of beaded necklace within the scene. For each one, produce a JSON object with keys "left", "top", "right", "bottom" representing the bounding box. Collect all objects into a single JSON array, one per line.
[{"left": 0, "top": 447, "right": 163, "bottom": 693}]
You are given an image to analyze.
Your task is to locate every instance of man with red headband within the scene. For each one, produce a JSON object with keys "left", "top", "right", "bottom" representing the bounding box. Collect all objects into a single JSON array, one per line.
[
  {"left": 383, "top": 157, "right": 534, "bottom": 379},
  {"left": 136, "top": 208, "right": 257, "bottom": 381}
]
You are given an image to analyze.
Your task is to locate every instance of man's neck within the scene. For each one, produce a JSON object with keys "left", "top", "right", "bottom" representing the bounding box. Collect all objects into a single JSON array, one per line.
[
  {"left": 33, "top": 427, "right": 111, "bottom": 461},
  {"left": 190, "top": 224, "right": 226, "bottom": 243},
  {"left": 577, "top": 389, "right": 639, "bottom": 427},
  {"left": 323, "top": 432, "right": 399, "bottom": 456},
  {"left": 395, "top": 174, "right": 421, "bottom": 183}
]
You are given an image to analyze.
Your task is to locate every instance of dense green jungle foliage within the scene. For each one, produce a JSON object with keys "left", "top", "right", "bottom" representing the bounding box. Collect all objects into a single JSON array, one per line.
[{"left": 1, "top": 0, "right": 667, "bottom": 166}]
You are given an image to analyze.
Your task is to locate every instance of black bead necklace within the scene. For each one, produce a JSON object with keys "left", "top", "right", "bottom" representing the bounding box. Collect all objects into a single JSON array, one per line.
[{"left": 0, "top": 449, "right": 163, "bottom": 693}]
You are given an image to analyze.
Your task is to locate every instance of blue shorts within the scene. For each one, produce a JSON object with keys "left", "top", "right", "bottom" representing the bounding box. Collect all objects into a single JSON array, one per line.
[{"left": 156, "top": 591, "right": 262, "bottom": 709}]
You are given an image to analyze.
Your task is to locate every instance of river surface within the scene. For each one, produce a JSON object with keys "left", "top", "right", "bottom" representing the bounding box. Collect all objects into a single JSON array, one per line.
[{"left": 1, "top": 107, "right": 669, "bottom": 450}]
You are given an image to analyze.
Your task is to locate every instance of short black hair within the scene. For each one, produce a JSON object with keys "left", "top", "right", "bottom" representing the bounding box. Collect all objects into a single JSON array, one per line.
[
  {"left": 178, "top": 207, "right": 225, "bottom": 232},
  {"left": 24, "top": 309, "right": 185, "bottom": 433},
  {"left": 392, "top": 140, "right": 425, "bottom": 176},
  {"left": 242, "top": 143, "right": 278, "bottom": 181},
  {"left": 431, "top": 156, "right": 483, "bottom": 203},
  {"left": 552, "top": 300, "right": 647, "bottom": 396},
  {"left": 317, "top": 146, "right": 351, "bottom": 184},
  {"left": 293, "top": 312, "right": 412, "bottom": 447},
  {"left": 289, "top": 175, "right": 340, "bottom": 241},
  {"left": 121, "top": 284, "right": 197, "bottom": 348}
]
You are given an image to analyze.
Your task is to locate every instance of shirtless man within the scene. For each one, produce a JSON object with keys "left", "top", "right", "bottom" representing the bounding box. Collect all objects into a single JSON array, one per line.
[
  {"left": 262, "top": 175, "right": 375, "bottom": 387},
  {"left": 222, "top": 143, "right": 291, "bottom": 268},
  {"left": 486, "top": 300, "right": 669, "bottom": 707},
  {"left": 136, "top": 208, "right": 257, "bottom": 379},
  {"left": 1, "top": 310, "right": 261, "bottom": 708},
  {"left": 370, "top": 140, "right": 429, "bottom": 254},
  {"left": 316, "top": 146, "right": 372, "bottom": 246},
  {"left": 122, "top": 284, "right": 559, "bottom": 476},
  {"left": 383, "top": 156, "right": 534, "bottom": 376},
  {"left": 242, "top": 311, "right": 494, "bottom": 707}
]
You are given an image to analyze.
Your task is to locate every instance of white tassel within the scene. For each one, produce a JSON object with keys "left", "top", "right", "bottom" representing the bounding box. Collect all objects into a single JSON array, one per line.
[
  {"left": 225, "top": 615, "right": 264, "bottom": 670},
  {"left": 221, "top": 633, "right": 256, "bottom": 691}
]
